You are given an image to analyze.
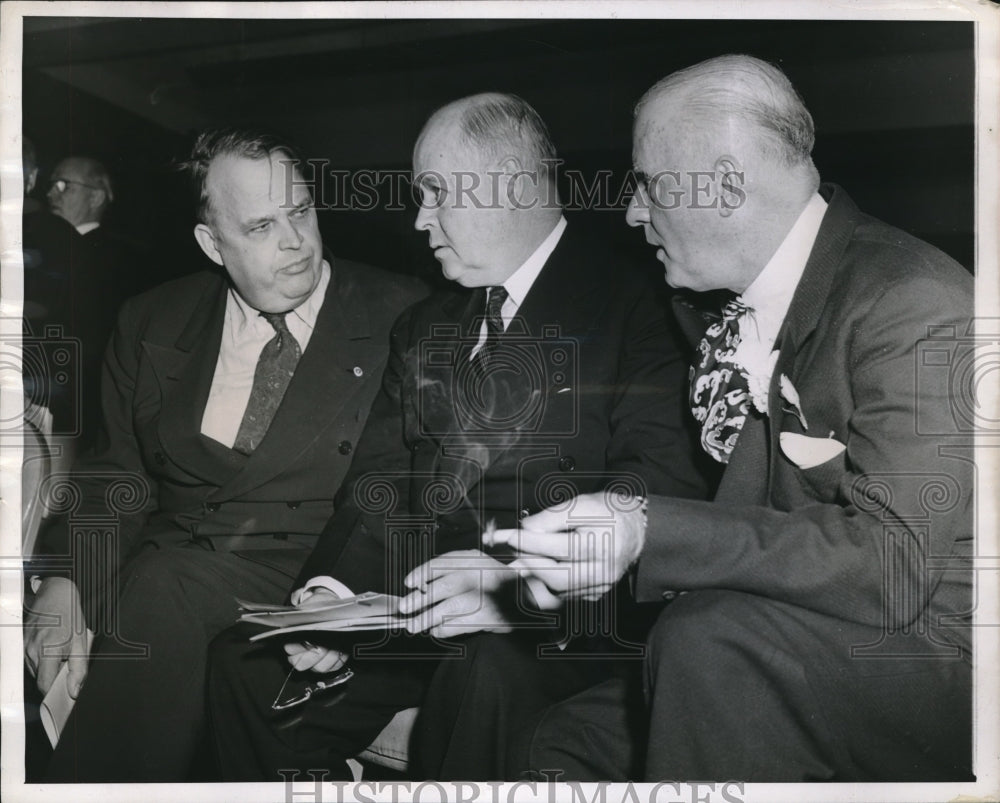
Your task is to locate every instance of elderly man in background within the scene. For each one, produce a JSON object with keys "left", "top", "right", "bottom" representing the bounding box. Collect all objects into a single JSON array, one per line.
[
  {"left": 24, "top": 128, "right": 426, "bottom": 781},
  {"left": 46, "top": 156, "right": 114, "bottom": 236},
  {"left": 22, "top": 153, "right": 131, "bottom": 449},
  {"left": 207, "top": 92, "right": 708, "bottom": 781},
  {"left": 498, "top": 54, "right": 974, "bottom": 781}
]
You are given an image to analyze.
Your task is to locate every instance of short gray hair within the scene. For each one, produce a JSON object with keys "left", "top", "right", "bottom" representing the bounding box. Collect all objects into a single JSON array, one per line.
[
  {"left": 637, "top": 54, "right": 815, "bottom": 165},
  {"left": 457, "top": 93, "right": 558, "bottom": 180}
]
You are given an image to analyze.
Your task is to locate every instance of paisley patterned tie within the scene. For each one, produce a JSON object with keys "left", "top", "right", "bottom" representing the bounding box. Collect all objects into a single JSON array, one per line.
[
  {"left": 689, "top": 299, "right": 753, "bottom": 463},
  {"left": 232, "top": 312, "right": 301, "bottom": 455}
]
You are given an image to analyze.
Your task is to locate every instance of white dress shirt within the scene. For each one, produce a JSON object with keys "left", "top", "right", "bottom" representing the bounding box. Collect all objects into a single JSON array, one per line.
[
  {"left": 470, "top": 215, "right": 568, "bottom": 356},
  {"left": 76, "top": 221, "right": 100, "bottom": 235},
  {"left": 200, "top": 260, "right": 331, "bottom": 447},
  {"left": 733, "top": 193, "right": 828, "bottom": 402}
]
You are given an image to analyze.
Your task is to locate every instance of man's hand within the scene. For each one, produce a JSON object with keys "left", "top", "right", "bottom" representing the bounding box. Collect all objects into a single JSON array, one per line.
[
  {"left": 283, "top": 641, "right": 348, "bottom": 673},
  {"left": 283, "top": 586, "right": 348, "bottom": 672},
  {"left": 488, "top": 490, "right": 647, "bottom": 601},
  {"left": 398, "top": 550, "right": 524, "bottom": 638},
  {"left": 24, "top": 577, "right": 90, "bottom": 697}
]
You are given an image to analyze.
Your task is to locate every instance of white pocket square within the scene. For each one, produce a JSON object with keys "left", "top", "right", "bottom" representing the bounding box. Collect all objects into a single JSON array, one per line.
[{"left": 779, "top": 432, "right": 846, "bottom": 469}]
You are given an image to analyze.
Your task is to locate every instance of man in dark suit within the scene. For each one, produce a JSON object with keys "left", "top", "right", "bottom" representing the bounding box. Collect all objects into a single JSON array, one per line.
[
  {"left": 493, "top": 55, "right": 974, "bottom": 781},
  {"left": 23, "top": 128, "right": 426, "bottom": 781},
  {"left": 23, "top": 155, "right": 134, "bottom": 450},
  {"left": 207, "top": 93, "right": 708, "bottom": 780}
]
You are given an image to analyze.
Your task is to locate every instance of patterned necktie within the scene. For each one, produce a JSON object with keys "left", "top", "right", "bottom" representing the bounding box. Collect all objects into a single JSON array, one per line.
[
  {"left": 689, "top": 299, "right": 753, "bottom": 463},
  {"left": 232, "top": 312, "right": 302, "bottom": 455},
  {"left": 476, "top": 285, "right": 508, "bottom": 373}
]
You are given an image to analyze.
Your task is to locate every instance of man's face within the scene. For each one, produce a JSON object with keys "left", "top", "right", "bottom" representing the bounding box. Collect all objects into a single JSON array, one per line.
[
  {"left": 626, "top": 105, "right": 739, "bottom": 293},
  {"left": 194, "top": 152, "right": 323, "bottom": 313},
  {"left": 47, "top": 159, "right": 105, "bottom": 228},
  {"left": 412, "top": 119, "right": 512, "bottom": 288}
]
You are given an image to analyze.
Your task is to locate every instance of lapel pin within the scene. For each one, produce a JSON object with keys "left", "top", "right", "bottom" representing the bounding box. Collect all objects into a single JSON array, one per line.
[{"left": 353, "top": 366, "right": 364, "bottom": 377}]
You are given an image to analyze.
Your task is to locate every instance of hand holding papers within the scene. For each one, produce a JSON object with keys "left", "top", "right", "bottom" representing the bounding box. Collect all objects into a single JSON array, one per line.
[{"left": 237, "top": 591, "right": 409, "bottom": 640}]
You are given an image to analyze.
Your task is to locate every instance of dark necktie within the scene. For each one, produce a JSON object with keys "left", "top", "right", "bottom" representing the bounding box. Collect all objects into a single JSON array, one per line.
[
  {"left": 476, "top": 285, "right": 508, "bottom": 373},
  {"left": 689, "top": 299, "right": 753, "bottom": 464},
  {"left": 232, "top": 312, "right": 302, "bottom": 455}
]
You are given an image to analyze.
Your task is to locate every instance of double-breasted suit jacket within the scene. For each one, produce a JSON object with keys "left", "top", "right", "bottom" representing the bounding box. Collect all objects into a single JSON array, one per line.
[{"left": 38, "top": 257, "right": 427, "bottom": 614}]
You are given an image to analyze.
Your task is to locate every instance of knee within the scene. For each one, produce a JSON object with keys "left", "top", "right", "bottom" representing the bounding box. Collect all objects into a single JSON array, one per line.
[
  {"left": 120, "top": 546, "right": 206, "bottom": 599},
  {"left": 208, "top": 624, "right": 261, "bottom": 681},
  {"left": 646, "top": 590, "right": 773, "bottom": 677},
  {"left": 442, "top": 633, "right": 535, "bottom": 681}
]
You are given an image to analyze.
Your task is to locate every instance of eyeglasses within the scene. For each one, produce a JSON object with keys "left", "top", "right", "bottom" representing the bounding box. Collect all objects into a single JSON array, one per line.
[
  {"left": 271, "top": 667, "right": 354, "bottom": 711},
  {"left": 48, "top": 178, "right": 99, "bottom": 193}
]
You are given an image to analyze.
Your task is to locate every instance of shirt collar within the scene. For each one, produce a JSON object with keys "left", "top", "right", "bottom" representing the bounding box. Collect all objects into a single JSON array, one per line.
[
  {"left": 76, "top": 221, "right": 100, "bottom": 235},
  {"left": 501, "top": 216, "right": 567, "bottom": 308},
  {"left": 229, "top": 259, "right": 331, "bottom": 333},
  {"left": 740, "top": 192, "right": 828, "bottom": 324}
]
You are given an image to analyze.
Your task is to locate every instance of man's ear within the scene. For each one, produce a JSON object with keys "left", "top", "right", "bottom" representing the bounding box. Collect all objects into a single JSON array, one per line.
[
  {"left": 194, "top": 223, "right": 224, "bottom": 266},
  {"left": 715, "top": 155, "right": 747, "bottom": 218},
  {"left": 497, "top": 155, "right": 530, "bottom": 209},
  {"left": 89, "top": 190, "right": 109, "bottom": 219}
]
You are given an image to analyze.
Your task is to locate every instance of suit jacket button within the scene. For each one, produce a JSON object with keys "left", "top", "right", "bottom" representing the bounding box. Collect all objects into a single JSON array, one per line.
[
  {"left": 338, "top": 440, "right": 353, "bottom": 455},
  {"left": 154, "top": 450, "right": 167, "bottom": 465},
  {"left": 205, "top": 502, "right": 221, "bottom": 513},
  {"left": 662, "top": 590, "right": 678, "bottom": 601},
  {"left": 558, "top": 456, "right": 576, "bottom": 472},
  {"left": 287, "top": 501, "right": 301, "bottom": 509}
]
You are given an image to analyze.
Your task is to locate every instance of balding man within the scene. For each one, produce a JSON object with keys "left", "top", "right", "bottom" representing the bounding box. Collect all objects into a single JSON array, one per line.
[
  {"left": 22, "top": 156, "right": 131, "bottom": 448},
  {"left": 499, "top": 55, "right": 973, "bottom": 781},
  {"left": 46, "top": 155, "right": 142, "bottom": 294},
  {"left": 47, "top": 156, "right": 114, "bottom": 234},
  {"left": 207, "top": 92, "right": 707, "bottom": 780}
]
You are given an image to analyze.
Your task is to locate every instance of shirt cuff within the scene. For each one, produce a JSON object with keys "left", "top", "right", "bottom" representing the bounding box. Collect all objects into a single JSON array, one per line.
[{"left": 290, "top": 575, "right": 355, "bottom": 605}]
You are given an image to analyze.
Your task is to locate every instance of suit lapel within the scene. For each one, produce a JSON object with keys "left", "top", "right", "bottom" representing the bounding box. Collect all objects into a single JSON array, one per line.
[
  {"left": 475, "top": 225, "right": 601, "bottom": 473},
  {"left": 149, "top": 275, "right": 239, "bottom": 484},
  {"left": 765, "top": 185, "right": 859, "bottom": 489},
  {"left": 216, "top": 259, "right": 383, "bottom": 500},
  {"left": 711, "top": 185, "right": 860, "bottom": 504},
  {"left": 512, "top": 227, "right": 602, "bottom": 336},
  {"left": 420, "top": 288, "right": 488, "bottom": 502}
]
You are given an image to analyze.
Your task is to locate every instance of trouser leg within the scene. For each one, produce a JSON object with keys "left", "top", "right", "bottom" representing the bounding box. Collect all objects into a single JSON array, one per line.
[
  {"left": 45, "top": 544, "right": 304, "bottom": 782},
  {"left": 416, "top": 632, "right": 629, "bottom": 781},
  {"left": 209, "top": 626, "right": 439, "bottom": 781},
  {"left": 642, "top": 590, "right": 972, "bottom": 781}
]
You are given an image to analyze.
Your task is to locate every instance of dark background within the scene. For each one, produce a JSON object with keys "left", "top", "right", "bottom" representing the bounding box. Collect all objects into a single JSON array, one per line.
[{"left": 22, "top": 17, "right": 975, "bottom": 289}]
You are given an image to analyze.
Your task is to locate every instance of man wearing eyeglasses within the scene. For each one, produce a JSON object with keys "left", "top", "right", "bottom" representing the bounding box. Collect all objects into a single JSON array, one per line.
[
  {"left": 22, "top": 155, "right": 134, "bottom": 450},
  {"left": 46, "top": 157, "right": 114, "bottom": 235},
  {"left": 45, "top": 156, "right": 147, "bottom": 297}
]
